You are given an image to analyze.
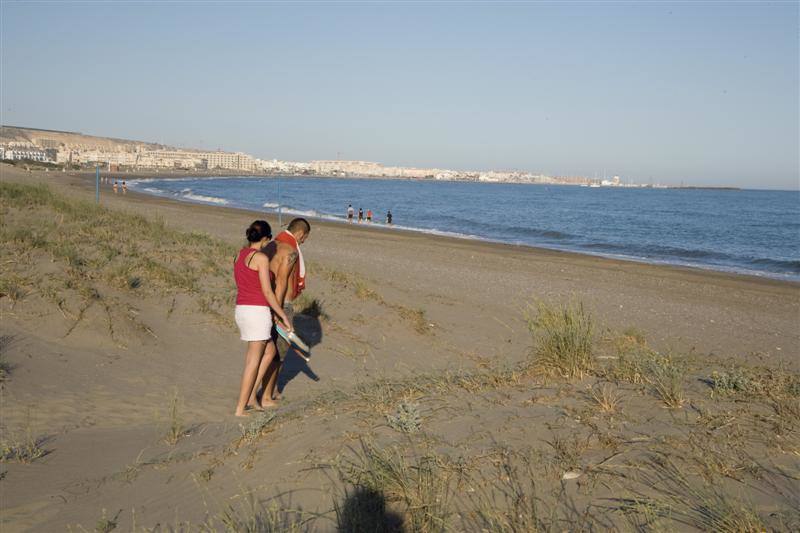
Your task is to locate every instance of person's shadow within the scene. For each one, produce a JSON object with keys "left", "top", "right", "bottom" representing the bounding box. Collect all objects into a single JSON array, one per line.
[
  {"left": 336, "top": 487, "right": 404, "bottom": 532},
  {"left": 277, "top": 300, "right": 324, "bottom": 394}
]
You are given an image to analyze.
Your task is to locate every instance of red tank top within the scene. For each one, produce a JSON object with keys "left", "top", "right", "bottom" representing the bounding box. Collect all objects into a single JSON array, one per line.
[{"left": 234, "top": 248, "right": 269, "bottom": 306}]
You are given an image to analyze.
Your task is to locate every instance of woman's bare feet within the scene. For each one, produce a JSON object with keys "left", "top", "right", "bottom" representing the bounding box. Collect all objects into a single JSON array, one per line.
[
  {"left": 259, "top": 398, "right": 279, "bottom": 409},
  {"left": 246, "top": 402, "right": 264, "bottom": 412},
  {"left": 234, "top": 409, "right": 250, "bottom": 417}
]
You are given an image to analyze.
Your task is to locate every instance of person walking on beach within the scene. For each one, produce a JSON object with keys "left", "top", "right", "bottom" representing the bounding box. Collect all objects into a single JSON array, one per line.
[
  {"left": 358, "top": 208, "right": 364, "bottom": 223},
  {"left": 366, "top": 209, "right": 372, "bottom": 223},
  {"left": 122, "top": 181, "right": 127, "bottom": 194},
  {"left": 386, "top": 210, "right": 393, "bottom": 225},
  {"left": 249, "top": 217, "right": 311, "bottom": 407},
  {"left": 113, "top": 180, "right": 119, "bottom": 194},
  {"left": 347, "top": 204, "right": 354, "bottom": 223},
  {"left": 233, "top": 220, "right": 292, "bottom": 417}
]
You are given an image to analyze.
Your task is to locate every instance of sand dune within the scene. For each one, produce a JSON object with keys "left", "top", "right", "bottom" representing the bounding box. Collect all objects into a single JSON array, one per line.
[{"left": 1, "top": 164, "right": 798, "bottom": 531}]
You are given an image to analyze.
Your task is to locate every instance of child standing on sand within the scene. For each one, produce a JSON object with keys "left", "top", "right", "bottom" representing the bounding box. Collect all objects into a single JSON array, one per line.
[{"left": 233, "top": 220, "right": 292, "bottom": 417}]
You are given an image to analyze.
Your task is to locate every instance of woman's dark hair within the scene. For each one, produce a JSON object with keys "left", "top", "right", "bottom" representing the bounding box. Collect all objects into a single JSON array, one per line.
[{"left": 245, "top": 220, "right": 272, "bottom": 243}]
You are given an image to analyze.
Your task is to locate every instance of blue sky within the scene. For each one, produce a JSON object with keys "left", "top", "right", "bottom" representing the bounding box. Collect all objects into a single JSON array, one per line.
[{"left": 2, "top": 1, "right": 798, "bottom": 189}]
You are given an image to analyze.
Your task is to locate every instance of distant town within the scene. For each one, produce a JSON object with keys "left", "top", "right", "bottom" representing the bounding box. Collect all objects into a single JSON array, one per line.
[{"left": 1, "top": 125, "right": 669, "bottom": 188}]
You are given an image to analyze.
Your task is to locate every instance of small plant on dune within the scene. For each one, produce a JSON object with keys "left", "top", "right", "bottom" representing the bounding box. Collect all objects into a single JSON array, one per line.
[
  {"left": 0, "top": 335, "right": 12, "bottom": 381},
  {"left": 545, "top": 433, "right": 588, "bottom": 473},
  {"left": 621, "top": 327, "right": 647, "bottom": 347},
  {"left": 0, "top": 355, "right": 10, "bottom": 382},
  {"left": 164, "top": 390, "right": 185, "bottom": 445},
  {"left": 527, "top": 300, "right": 594, "bottom": 379},
  {"left": 617, "top": 453, "right": 768, "bottom": 533},
  {"left": 591, "top": 383, "right": 622, "bottom": 414},
  {"left": 0, "top": 277, "right": 28, "bottom": 307},
  {"left": 336, "top": 439, "right": 453, "bottom": 532},
  {"left": 94, "top": 509, "right": 120, "bottom": 533},
  {"left": 240, "top": 411, "right": 277, "bottom": 444},
  {"left": 606, "top": 342, "right": 687, "bottom": 408},
  {"left": 468, "top": 450, "right": 557, "bottom": 532},
  {"left": 354, "top": 279, "right": 379, "bottom": 300},
  {"left": 0, "top": 427, "right": 47, "bottom": 463},
  {"left": 387, "top": 400, "right": 422, "bottom": 434},
  {"left": 645, "top": 354, "right": 686, "bottom": 408},
  {"left": 395, "top": 305, "right": 433, "bottom": 335},
  {"left": 204, "top": 494, "right": 306, "bottom": 532},
  {"left": 710, "top": 369, "right": 753, "bottom": 396},
  {"left": 707, "top": 365, "right": 800, "bottom": 401}
]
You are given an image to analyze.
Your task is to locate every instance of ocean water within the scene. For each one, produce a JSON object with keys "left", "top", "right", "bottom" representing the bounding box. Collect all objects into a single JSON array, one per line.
[{"left": 130, "top": 176, "right": 800, "bottom": 281}]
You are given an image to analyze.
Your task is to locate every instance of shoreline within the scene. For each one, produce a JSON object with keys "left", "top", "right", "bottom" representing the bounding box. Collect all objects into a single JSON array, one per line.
[
  {"left": 8, "top": 164, "right": 799, "bottom": 357},
  {"left": 124, "top": 172, "right": 800, "bottom": 285}
]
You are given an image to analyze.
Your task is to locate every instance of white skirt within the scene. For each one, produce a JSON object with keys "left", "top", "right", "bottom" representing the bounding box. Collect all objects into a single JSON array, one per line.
[{"left": 234, "top": 305, "right": 273, "bottom": 341}]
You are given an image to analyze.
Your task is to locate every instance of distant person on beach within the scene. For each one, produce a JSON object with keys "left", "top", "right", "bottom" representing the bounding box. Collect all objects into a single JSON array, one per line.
[
  {"left": 249, "top": 217, "right": 311, "bottom": 408},
  {"left": 233, "top": 220, "right": 292, "bottom": 417},
  {"left": 386, "top": 210, "right": 393, "bottom": 225},
  {"left": 347, "top": 204, "right": 354, "bottom": 223},
  {"left": 358, "top": 208, "right": 364, "bottom": 223},
  {"left": 113, "top": 180, "right": 118, "bottom": 194},
  {"left": 366, "top": 209, "right": 372, "bottom": 223},
  {"left": 122, "top": 181, "right": 127, "bottom": 194}
]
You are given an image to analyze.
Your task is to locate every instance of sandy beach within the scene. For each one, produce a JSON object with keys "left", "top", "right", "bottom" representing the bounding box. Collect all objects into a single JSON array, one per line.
[{"left": 2, "top": 164, "right": 799, "bottom": 531}]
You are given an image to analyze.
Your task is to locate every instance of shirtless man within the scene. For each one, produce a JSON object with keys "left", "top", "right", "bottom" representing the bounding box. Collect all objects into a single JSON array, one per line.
[{"left": 248, "top": 217, "right": 310, "bottom": 408}]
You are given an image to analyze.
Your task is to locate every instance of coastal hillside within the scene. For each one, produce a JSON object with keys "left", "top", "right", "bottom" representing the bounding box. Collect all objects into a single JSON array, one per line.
[
  {"left": 1, "top": 164, "right": 798, "bottom": 531},
  {"left": 0, "top": 125, "right": 174, "bottom": 152}
]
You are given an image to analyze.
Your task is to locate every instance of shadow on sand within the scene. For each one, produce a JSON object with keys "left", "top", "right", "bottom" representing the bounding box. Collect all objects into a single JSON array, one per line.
[
  {"left": 277, "top": 309, "right": 322, "bottom": 393},
  {"left": 336, "top": 486, "right": 404, "bottom": 532}
]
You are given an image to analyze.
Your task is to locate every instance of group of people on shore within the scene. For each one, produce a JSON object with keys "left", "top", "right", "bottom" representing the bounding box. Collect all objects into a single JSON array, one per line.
[
  {"left": 232, "top": 217, "right": 310, "bottom": 416},
  {"left": 101, "top": 176, "right": 127, "bottom": 194},
  {"left": 347, "top": 204, "right": 392, "bottom": 225}
]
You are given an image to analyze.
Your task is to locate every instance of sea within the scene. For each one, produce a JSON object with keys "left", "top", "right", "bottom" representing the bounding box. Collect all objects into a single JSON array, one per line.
[{"left": 129, "top": 176, "right": 800, "bottom": 281}]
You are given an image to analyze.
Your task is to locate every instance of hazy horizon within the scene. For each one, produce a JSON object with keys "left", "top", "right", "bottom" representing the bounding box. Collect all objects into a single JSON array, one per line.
[{"left": 2, "top": 2, "right": 798, "bottom": 189}]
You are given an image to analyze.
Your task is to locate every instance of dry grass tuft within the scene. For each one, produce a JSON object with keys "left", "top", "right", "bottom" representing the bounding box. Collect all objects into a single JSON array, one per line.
[
  {"left": 526, "top": 300, "right": 594, "bottom": 379},
  {"left": 590, "top": 383, "right": 622, "bottom": 414},
  {"left": 336, "top": 439, "right": 453, "bottom": 532},
  {"left": 163, "top": 390, "right": 185, "bottom": 446},
  {"left": 616, "top": 453, "right": 770, "bottom": 533},
  {"left": 1, "top": 426, "right": 47, "bottom": 464},
  {"left": 203, "top": 494, "right": 306, "bottom": 532}
]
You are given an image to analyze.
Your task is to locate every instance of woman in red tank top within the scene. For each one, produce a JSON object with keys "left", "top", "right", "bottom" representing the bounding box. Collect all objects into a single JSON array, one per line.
[{"left": 233, "top": 220, "right": 291, "bottom": 417}]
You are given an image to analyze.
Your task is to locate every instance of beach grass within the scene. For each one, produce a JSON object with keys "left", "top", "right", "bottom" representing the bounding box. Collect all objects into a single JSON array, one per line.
[
  {"left": 335, "top": 439, "right": 453, "bottom": 532},
  {"left": 0, "top": 181, "right": 238, "bottom": 343},
  {"left": 526, "top": 300, "right": 594, "bottom": 379},
  {"left": 0, "top": 426, "right": 47, "bottom": 464}
]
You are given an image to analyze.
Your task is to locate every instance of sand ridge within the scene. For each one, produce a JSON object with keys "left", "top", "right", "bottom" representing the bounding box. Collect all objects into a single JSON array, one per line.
[{"left": 1, "top": 164, "right": 798, "bottom": 531}]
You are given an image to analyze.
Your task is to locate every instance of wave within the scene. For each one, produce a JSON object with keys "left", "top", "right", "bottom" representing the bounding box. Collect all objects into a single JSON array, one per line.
[
  {"left": 581, "top": 242, "right": 732, "bottom": 262},
  {"left": 748, "top": 257, "right": 800, "bottom": 272},
  {"left": 181, "top": 192, "right": 229, "bottom": 205},
  {"left": 263, "top": 202, "right": 280, "bottom": 208}
]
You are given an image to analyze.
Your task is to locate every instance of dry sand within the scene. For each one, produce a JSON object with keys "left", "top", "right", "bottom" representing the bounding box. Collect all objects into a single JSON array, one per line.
[{"left": 1, "top": 164, "right": 798, "bottom": 531}]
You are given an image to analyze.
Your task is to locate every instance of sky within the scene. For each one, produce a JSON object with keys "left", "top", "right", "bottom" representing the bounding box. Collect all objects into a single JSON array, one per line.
[{"left": 1, "top": 1, "right": 798, "bottom": 189}]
